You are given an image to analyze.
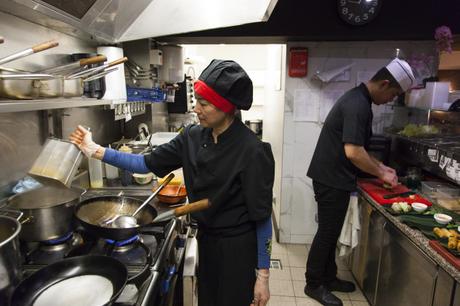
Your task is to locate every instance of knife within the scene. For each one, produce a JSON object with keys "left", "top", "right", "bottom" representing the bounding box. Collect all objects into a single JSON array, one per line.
[{"left": 383, "top": 191, "right": 416, "bottom": 199}]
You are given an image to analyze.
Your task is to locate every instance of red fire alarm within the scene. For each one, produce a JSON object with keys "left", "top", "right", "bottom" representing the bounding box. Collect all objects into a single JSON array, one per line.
[{"left": 288, "top": 47, "right": 308, "bottom": 77}]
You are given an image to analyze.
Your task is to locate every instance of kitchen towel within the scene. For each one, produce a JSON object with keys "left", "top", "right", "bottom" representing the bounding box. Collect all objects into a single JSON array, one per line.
[
  {"left": 97, "top": 46, "right": 127, "bottom": 101},
  {"left": 339, "top": 194, "right": 360, "bottom": 257}
]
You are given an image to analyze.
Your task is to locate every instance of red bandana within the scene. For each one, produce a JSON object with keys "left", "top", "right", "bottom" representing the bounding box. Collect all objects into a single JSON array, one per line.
[{"left": 194, "top": 80, "right": 235, "bottom": 113}]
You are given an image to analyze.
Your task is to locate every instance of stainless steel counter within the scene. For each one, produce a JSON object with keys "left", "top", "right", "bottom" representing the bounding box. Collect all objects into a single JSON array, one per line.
[{"left": 358, "top": 187, "right": 460, "bottom": 282}]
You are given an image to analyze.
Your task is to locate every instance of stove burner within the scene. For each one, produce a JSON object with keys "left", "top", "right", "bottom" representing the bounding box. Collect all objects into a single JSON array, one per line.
[
  {"left": 105, "top": 235, "right": 140, "bottom": 246},
  {"left": 40, "top": 232, "right": 75, "bottom": 252},
  {"left": 43, "top": 232, "right": 74, "bottom": 245}
]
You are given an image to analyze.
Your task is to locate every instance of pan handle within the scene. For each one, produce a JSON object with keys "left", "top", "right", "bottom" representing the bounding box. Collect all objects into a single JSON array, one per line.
[
  {"left": 131, "top": 172, "right": 175, "bottom": 217},
  {"left": 108, "top": 57, "right": 128, "bottom": 67},
  {"left": 80, "top": 55, "right": 107, "bottom": 66},
  {"left": 32, "top": 40, "right": 59, "bottom": 53},
  {"left": 173, "top": 199, "right": 210, "bottom": 217}
]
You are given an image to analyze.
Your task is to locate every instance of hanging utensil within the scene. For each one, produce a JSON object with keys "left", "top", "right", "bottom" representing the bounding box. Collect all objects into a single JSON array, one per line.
[
  {"left": 37, "top": 54, "right": 107, "bottom": 75},
  {"left": 0, "top": 73, "right": 54, "bottom": 80},
  {"left": 67, "top": 57, "right": 128, "bottom": 80},
  {"left": 104, "top": 172, "right": 175, "bottom": 228},
  {"left": 82, "top": 66, "right": 118, "bottom": 82},
  {"left": 0, "top": 40, "right": 58, "bottom": 66}
]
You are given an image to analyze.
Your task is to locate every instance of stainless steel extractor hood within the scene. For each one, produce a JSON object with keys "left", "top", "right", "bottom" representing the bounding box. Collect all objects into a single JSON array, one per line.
[{"left": 0, "top": 0, "right": 278, "bottom": 43}]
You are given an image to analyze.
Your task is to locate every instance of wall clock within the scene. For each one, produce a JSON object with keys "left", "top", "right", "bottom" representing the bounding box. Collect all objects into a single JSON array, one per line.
[{"left": 338, "top": 0, "right": 382, "bottom": 26}]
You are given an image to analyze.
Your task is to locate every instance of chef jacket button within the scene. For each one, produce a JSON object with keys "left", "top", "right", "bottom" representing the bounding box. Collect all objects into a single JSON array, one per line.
[{"left": 203, "top": 144, "right": 207, "bottom": 148}]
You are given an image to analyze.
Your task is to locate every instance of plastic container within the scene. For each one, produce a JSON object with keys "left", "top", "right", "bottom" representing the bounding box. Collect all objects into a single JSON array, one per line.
[
  {"left": 421, "top": 181, "right": 444, "bottom": 197},
  {"left": 149, "top": 132, "right": 179, "bottom": 147},
  {"left": 28, "top": 138, "right": 83, "bottom": 188},
  {"left": 118, "top": 145, "right": 133, "bottom": 186},
  {"left": 88, "top": 158, "right": 103, "bottom": 188},
  {"left": 104, "top": 162, "right": 119, "bottom": 186}
]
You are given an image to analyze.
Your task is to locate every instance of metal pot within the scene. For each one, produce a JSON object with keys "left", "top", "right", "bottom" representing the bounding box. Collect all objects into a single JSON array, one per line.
[
  {"left": 35, "top": 76, "right": 63, "bottom": 98},
  {"left": 247, "top": 119, "right": 263, "bottom": 134},
  {"left": 28, "top": 138, "right": 83, "bottom": 188},
  {"left": 0, "top": 68, "right": 57, "bottom": 99},
  {"left": 7, "top": 186, "right": 82, "bottom": 242},
  {"left": 63, "top": 77, "right": 84, "bottom": 97},
  {"left": 0, "top": 215, "right": 22, "bottom": 305}
]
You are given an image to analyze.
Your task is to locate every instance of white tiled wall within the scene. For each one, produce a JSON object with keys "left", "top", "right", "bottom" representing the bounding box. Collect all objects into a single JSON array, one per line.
[{"left": 280, "top": 40, "right": 435, "bottom": 243}]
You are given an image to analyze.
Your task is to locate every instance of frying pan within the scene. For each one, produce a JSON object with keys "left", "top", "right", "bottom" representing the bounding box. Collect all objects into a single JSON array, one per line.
[
  {"left": 75, "top": 196, "right": 210, "bottom": 241},
  {"left": 10, "top": 255, "right": 127, "bottom": 306}
]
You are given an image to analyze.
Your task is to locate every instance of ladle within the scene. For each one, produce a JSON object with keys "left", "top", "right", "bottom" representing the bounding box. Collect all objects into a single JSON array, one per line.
[{"left": 105, "top": 172, "right": 174, "bottom": 228}]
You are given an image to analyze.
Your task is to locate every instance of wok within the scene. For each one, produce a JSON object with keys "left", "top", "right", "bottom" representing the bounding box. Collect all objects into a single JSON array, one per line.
[
  {"left": 75, "top": 196, "right": 210, "bottom": 241},
  {"left": 10, "top": 255, "right": 127, "bottom": 306}
]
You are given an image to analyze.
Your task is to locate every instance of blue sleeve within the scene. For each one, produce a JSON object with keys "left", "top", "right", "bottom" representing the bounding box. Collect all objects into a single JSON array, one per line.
[
  {"left": 102, "top": 148, "right": 151, "bottom": 174},
  {"left": 256, "top": 216, "right": 272, "bottom": 269}
]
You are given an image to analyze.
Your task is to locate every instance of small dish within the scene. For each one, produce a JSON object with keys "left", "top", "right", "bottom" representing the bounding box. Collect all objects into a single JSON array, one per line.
[
  {"left": 157, "top": 185, "right": 187, "bottom": 204},
  {"left": 132, "top": 173, "right": 154, "bottom": 185},
  {"left": 434, "top": 213, "right": 452, "bottom": 225},
  {"left": 411, "top": 202, "right": 428, "bottom": 213}
]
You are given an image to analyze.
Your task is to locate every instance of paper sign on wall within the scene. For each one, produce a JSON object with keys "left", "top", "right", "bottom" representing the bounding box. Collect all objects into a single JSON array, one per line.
[
  {"left": 293, "top": 89, "right": 318, "bottom": 122},
  {"left": 320, "top": 90, "right": 344, "bottom": 123}
]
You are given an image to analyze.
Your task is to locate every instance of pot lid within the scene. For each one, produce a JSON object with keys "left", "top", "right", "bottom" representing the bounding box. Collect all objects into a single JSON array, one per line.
[{"left": 8, "top": 186, "right": 82, "bottom": 209}]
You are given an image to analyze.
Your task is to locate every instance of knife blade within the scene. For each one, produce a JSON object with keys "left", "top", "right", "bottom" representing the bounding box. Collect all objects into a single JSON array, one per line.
[{"left": 383, "top": 191, "right": 416, "bottom": 199}]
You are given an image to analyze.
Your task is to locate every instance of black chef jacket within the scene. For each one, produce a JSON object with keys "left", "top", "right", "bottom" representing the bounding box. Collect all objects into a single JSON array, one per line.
[
  {"left": 144, "top": 119, "right": 275, "bottom": 235},
  {"left": 307, "top": 83, "right": 373, "bottom": 191}
]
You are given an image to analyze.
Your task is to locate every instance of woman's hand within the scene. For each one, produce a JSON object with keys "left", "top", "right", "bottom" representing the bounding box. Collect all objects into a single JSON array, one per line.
[
  {"left": 250, "top": 269, "right": 270, "bottom": 306},
  {"left": 69, "top": 125, "right": 102, "bottom": 158}
]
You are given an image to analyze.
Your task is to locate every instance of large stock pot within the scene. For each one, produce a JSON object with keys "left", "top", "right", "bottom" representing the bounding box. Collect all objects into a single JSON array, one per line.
[
  {"left": 0, "top": 215, "right": 22, "bottom": 305},
  {"left": 8, "top": 186, "right": 82, "bottom": 242}
]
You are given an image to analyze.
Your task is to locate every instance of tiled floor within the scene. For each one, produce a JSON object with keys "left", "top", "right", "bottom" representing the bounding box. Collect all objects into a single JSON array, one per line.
[{"left": 268, "top": 241, "right": 370, "bottom": 306}]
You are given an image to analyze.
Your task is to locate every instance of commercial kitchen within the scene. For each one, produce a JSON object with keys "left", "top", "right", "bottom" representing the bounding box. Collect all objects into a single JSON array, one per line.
[{"left": 1, "top": 1, "right": 460, "bottom": 306}]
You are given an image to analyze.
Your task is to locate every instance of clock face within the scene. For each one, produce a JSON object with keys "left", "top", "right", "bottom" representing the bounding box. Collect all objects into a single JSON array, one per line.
[{"left": 338, "top": 0, "right": 382, "bottom": 26}]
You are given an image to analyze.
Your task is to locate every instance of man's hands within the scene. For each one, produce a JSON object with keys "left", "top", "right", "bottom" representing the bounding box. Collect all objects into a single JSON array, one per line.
[
  {"left": 251, "top": 269, "right": 270, "bottom": 306},
  {"left": 344, "top": 144, "right": 398, "bottom": 187},
  {"left": 378, "top": 163, "right": 398, "bottom": 188},
  {"left": 69, "top": 125, "right": 102, "bottom": 158}
]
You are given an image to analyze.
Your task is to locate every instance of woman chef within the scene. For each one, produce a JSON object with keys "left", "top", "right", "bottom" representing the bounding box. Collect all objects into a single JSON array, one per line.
[{"left": 70, "top": 59, "right": 275, "bottom": 306}]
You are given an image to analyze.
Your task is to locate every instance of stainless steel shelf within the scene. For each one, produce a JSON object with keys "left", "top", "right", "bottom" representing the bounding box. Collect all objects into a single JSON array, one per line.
[{"left": 0, "top": 97, "right": 115, "bottom": 113}]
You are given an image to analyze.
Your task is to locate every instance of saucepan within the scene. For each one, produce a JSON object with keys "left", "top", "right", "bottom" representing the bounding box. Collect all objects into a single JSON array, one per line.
[
  {"left": 75, "top": 196, "right": 210, "bottom": 241},
  {"left": 0, "top": 68, "right": 54, "bottom": 99},
  {"left": 10, "top": 255, "right": 127, "bottom": 306}
]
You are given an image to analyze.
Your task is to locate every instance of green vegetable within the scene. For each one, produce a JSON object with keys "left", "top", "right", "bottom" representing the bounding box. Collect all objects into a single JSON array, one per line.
[{"left": 398, "top": 124, "right": 439, "bottom": 137}]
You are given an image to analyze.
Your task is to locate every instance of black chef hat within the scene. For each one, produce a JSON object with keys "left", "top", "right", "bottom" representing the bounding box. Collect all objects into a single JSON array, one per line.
[{"left": 194, "top": 59, "right": 253, "bottom": 113}]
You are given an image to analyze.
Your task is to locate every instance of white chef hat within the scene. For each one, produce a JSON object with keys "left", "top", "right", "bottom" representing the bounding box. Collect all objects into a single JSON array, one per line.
[{"left": 385, "top": 58, "right": 416, "bottom": 92}]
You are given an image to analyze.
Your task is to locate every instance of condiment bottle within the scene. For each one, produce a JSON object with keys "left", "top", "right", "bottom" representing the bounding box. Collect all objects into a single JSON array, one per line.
[
  {"left": 118, "top": 144, "right": 133, "bottom": 186},
  {"left": 88, "top": 158, "right": 103, "bottom": 188}
]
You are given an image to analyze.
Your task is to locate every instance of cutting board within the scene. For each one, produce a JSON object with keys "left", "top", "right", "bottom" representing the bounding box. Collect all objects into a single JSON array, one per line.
[
  {"left": 358, "top": 179, "right": 432, "bottom": 206},
  {"left": 429, "top": 240, "right": 460, "bottom": 270}
]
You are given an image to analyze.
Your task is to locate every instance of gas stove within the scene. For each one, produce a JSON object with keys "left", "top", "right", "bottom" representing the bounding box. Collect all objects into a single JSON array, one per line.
[{"left": 18, "top": 204, "right": 184, "bottom": 306}]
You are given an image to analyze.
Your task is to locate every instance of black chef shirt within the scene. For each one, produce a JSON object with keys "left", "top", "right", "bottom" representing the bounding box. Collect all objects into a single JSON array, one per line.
[
  {"left": 144, "top": 119, "right": 275, "bottom": 235},
  {"left": 307, "top": 83, "right": 373, "bottom": 191}
]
